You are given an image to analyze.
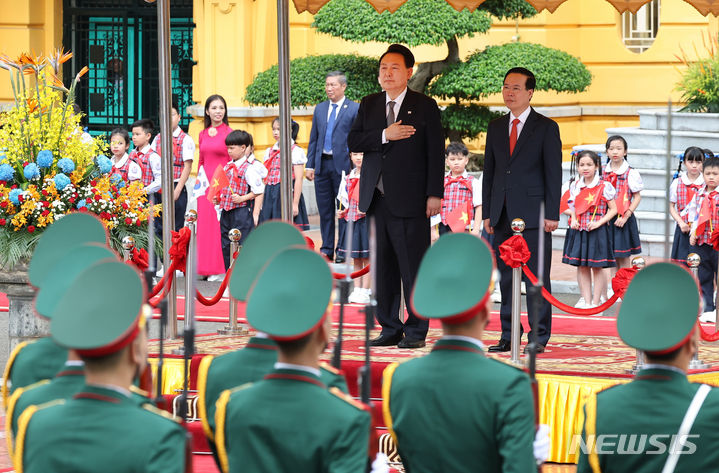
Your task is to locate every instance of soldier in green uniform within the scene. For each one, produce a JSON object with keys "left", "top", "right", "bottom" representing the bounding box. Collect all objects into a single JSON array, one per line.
[
  {"left": 383, "top": 233, "right": 546, "bottom": 473},
  {"left": 214, "top": 247, "right": 371, "bottom": 473},
  {"left": 2, "top": 213, "right": 107, "bottom": 403},
  {"left": 577, "top": 262, "right": 719, "bottom": 473},
  {"left": 14, "top": 260, "right": 187, "bottom": 473},
  {"left": 197, "top": 221, "right": 348, "bottom": 452}
]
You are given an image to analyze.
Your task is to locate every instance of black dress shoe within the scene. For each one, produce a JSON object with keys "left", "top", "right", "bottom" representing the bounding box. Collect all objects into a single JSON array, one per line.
[
  {"left": 488, "top": 340, "right": 511, "bottom": 352},
  {"left": 524, "top": 344, "right": 545, "bottom": 354},
  {"left": 397, "top": 338, "right": 426, "bottom": 349},
  {"left": 335, "top": 255, "right": 346, "bottom": 264},
  {"left": 370, "top": 334, "right": 403, "bottom": 346}
]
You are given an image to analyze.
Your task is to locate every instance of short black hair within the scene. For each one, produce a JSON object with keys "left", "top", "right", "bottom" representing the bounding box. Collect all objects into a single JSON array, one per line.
[
  {"left": 644, "top": 347, "right": 683, "bottom": 364},
  {"left": 380, "top": 44, "right": 415, "bottom": 68},
  {"left": 271, "top": 117, "right": 299, "bottom": 141},
  {"left": 605, "top": 135, "right": 628, "bottom": 152},
  {"left": 225, "top": 130, "right": 252, "bottom": 147},
  {"left": 110, "top": 127, "right": 130, "bottom": 145},
  {"left": 704, "top": 157, "right": 719, "bottom": 171},
  {"left": 276, "top": 333, "right": 314, "bottom": 357},
  {"left": 131, "top": 119, "right": 154, "bottom": 134},
  {"left": 575, "top": 150, "right": 601, "bottom": 169},
  {"left": 504, "top": 67, "right": 536, "bottom": 91},
  {"left": 445, "top": 142, "right": 469, "bottom": 157},
  {"left": 684, "top": 146, "right": 705, "bottom": 162}
]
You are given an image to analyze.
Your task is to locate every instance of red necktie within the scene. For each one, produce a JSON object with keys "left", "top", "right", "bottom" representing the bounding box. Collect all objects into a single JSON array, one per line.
[{"left": 509, "top": 118, "right": 520, "bottom": 156}]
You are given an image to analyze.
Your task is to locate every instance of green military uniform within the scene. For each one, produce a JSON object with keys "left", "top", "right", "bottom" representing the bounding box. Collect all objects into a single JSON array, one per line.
[
  {"left": 2, "top": 213, "right": 108, "bottom": 405},
  {"left": 214, "top": 247, "right": 371, "bottom": 473},
  {"left": 578, "top": 262, "right": 719, "bottom": 473},
  {"left": 15, "top": 260, "right": 187, "bottom": 473},
  {"left": 383, "top": 233, "right": 537, "bottom": 473},
  {"left": 199, "top": 221, "right": 348, "bottom": 449}
]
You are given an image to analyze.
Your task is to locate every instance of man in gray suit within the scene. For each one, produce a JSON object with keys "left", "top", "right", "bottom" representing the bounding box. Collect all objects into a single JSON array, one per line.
[{"left": 306, "top": 71, "right": 359, "bottom": 263}]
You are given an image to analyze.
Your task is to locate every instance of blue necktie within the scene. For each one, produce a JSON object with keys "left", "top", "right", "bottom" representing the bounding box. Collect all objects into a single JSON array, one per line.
[{"left": 323, "top": 103, "right": 338, "bottom": 154}]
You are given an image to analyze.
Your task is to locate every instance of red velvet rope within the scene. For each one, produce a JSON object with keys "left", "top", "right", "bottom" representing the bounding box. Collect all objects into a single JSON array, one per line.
[
  {"left": 698, "top": 323, "right": 719, "bottom": 342},
  {"left": 498, "top": 234, "right": 637, "bottom": 316},
  {"left": 149, "top": 260, "right": 179, "bottom": 308},
  {"left": 332, "top": 264, "right": 370, "bottom": 280},
  {"left": 196, "top": 270, "right": 232, "bottom": 306}
]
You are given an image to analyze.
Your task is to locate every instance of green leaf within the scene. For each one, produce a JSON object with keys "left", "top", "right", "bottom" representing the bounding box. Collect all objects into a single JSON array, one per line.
[{"left": 441, "top": 104, "right": 502, "bottom": 140}]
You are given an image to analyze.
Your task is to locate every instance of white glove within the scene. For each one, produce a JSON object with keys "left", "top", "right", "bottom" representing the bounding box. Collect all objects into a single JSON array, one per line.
[
  {"left": 369, "top": 453, "right": 390, "bottom": 473},
  {"left": 533, "top": 424, "right": 550, "bottom": 465}
]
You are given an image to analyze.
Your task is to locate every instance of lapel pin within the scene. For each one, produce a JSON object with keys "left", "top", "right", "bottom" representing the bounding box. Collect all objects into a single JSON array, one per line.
[
  {"left": 343, "top": 104, "right": 347, "bottom": 108},
  {"left": 407, "top": 111, "right": 412, "bottom": 115}
]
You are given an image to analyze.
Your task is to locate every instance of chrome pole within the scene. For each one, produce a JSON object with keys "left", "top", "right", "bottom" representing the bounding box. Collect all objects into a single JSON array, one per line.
[
  {"left": 687, "top": 253, "right": 710, "bottom": 369},
  {"left": 510, "top": 218, "right": 525, "bottom": 366},
  {"left": 218, "top": 229, "right": 246, "bottom": 335},
  {"left": 277, "top": 0, "right": 293, "bottom": 222},
  {"left": 627, "top": 256, "right": 647, "bottom": 374},
  {"left": 156, "top": 0, "right": 177, "bottom": 338},
  {"left": 121, "top": 236, "right": 135, "bottom": 262}
]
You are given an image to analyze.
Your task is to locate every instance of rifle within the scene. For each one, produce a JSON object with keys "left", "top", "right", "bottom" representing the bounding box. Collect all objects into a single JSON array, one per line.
[{"left": 332, "top": 217, "right": 353, "bottom": 369}]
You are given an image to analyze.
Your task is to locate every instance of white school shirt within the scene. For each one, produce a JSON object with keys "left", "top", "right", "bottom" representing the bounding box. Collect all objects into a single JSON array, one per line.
[
  {"left": 430, "top": 171, "right": 483, "bottom": 226},
  {"left": 337, "top": 168, "right": 361, "bottom": 209},
  {"left": 263, "top": 140, "right": 307, "bottom": 166},
  {"left": 235, "top": 155, "right": 267, "bottom": 195},
  {"left": 567, "top": 173, "right": 616, "bottom": 212},
  {"left": 603, "top": 160, "right": 644, "bottom": 193},
  {"left": 669, "top": 171, "right": 704, "bottom": 203},
  {"left": 112, "top": 153, "right": 142, "bottom": 182}
]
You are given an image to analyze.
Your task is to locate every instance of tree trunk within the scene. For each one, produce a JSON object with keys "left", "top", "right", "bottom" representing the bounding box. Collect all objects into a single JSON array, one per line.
[{"left": 408, "top": 35, "right": 460, "bottom": 93}]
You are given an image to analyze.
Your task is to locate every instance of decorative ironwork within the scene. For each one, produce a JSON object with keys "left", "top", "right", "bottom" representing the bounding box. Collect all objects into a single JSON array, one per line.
[{"left": 63, "top": 0, "right": 195, "bottom": 135}]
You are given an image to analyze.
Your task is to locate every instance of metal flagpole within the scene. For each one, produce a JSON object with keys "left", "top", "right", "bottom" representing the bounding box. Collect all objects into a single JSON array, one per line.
[
  {"left": 156, "top": 0, "right": 177, "bottom": 338},
  {"left": 277, "top": 0, "right": 293, "bottom": 222}
]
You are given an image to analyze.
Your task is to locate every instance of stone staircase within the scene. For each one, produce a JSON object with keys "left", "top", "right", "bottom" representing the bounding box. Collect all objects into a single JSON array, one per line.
[{"left": 555, "top": 108, "right": 719, "bottom": 258}]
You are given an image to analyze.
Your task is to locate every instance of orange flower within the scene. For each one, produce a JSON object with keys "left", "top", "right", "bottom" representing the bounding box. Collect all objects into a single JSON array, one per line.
[
  {"left": 74, "top": 66, "right": 89, "bottom": 81},
  {"left": 26, "top": 97, "right": 38, "bottom": 113},
  {"left": 47, "top": 70, "right": 65, "bottom": 88},
  {"left": 47, "top": 48, "right": 72, "bottom": 71}
]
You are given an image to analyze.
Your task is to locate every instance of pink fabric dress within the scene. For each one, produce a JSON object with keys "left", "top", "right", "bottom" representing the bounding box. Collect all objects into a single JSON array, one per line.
[{"left": 197, "top": 123, "right": 232, "bottom": 275}]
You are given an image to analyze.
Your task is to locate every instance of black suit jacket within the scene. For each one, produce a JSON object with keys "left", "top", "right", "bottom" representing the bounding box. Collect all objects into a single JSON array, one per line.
[
  {"left": 347, "top": 89, "right": 444, "bottom": 217},
  {"left": 482, "top": 108, "right": 562, "bottom": 228}
]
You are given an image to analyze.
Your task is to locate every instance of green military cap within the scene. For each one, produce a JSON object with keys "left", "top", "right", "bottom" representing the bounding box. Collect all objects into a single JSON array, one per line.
[
  {"left": 34, "top": 243, "right": 118, "bottom": 319},
  {"left": 29, "top": 213, "right": 107, "bottom": 288},
  {"left": 229, "top": 221, "right": 306, "bottom": 301},
  {"left": 246, "top": 247, "right": 332, "bottom": 341},
  {"left": 618, "top": 262, "right": 699, "bottom": 354},
  {"left": 411, "top": 233, "right": 494, "bottom": 324},
  {"left": 51, "top": 260, "right": 147, "bottom": 357}
]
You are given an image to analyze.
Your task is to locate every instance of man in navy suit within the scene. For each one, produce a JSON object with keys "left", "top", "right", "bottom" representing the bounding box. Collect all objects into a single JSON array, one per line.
[
  {"left": 306, "top": 71, "right": 359, "bottom": 262},
  {"left": 348, "top": 44, "right": 444, "bottom": 349},
  {"left": 482, "top": 67, "right": 562, "bottom": 353}
]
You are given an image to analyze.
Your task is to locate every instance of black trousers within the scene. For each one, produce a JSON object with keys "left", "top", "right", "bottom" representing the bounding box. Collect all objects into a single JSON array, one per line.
[
  {"left": 173, "top": 185, "right": 188, "bottom": 232},
  {"left": 368, "top": 191, "right": 430, "bottom": 340},
  {"left": 689, "top": 242, "right": 717, "bottom": 312},
  {"left": 220, "top": 205, "right": 255, "bottom": 271},
  {"left": 492, "top": 208, "right": 553, "bottom": 346},
  {"left": 315, "top": 156, "right": 347, "bottom": 259}
]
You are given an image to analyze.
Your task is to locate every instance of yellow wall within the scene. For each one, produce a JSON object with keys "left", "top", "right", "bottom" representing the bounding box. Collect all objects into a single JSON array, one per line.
[{"left": 1, "top": 0, "right": 717, "bottom": 155}]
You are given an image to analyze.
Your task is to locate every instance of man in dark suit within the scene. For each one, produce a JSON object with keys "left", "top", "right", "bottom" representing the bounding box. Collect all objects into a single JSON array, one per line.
[
  {"left": 348, "top": 44, "right": 444, "bottom": 349},
  {"left": 482, "top": 67, "right": 562, "bottom": 353},
  {"left": 306, "top": 71, "right": 360, "bottom": 262}
]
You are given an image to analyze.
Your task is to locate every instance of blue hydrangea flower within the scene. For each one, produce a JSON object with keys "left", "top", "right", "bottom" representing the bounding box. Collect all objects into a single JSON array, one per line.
[
  {"left": 76, "top": 199, "right": 87, "bottom": 209},
  {"left": 57, "top": 158, "right": 75, "bottom": 174},
  {"left": 53, "top": 173, "right": 71, "bottom": 191},
  {"left": 23, "top": 163, "right": 40, "bottom": 180},
  {"left": 96, "top": 155, "right": 112, "bottom": 174},
  {"left": 37, "top": 150, "right": 54, "bottom": 168},
  {"left": 9, "top": 189, "right": 22, "bottom": 205},
  {"left": 0, "top": 163, "right": 14, "bottom": 181}
]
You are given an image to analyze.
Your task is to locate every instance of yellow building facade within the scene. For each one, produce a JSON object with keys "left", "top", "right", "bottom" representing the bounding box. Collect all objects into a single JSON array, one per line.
[{"left": 1, "top": 0, "right": 717, "bottom": 156}]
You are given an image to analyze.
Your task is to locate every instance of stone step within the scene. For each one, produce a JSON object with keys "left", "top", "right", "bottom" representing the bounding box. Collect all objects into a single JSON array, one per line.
[
  {"left": 552, "top": 227, "right": 671, "bottom": 258},
  {"left": 605, "top": 126, "right": 719, "bottom": 154},
  {"left": 639, "top": 109, "right": 719, "bottom": 134}
]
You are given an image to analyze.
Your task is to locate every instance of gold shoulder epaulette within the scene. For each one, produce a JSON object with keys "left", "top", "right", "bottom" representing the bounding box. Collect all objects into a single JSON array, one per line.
[
  {"left": 319, "top": 361, "right": 342, "bottom": 375},
  {"left": 142, "top": 403, "right": 181, "bottom": 423},
  {"left": 329, "top": 387, "right": 367, "bottom": 411},
  {"left": 129, "top": 384, "right": 150, "bottom": 398},
  {"left": 228, "top": 382, "right": 254, "bottom": 396}
]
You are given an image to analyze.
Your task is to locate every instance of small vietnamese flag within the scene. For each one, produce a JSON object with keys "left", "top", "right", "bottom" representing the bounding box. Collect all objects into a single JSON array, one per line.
[
  {"left": 447, "top": 200, "right": 473, "bottom": 233},
  {"left": 206, "top": 166, "right": 230, "bottom": 203},
  {"left": 559, "top": 189, "right": 570, "bottom": 214},
  {"left": 574, "top": 186, "right": 602, "bottom": 216},
  {"left": 615, "top": 187, "right": 631, "bottom": 216},
  {"left": 694, "top": 196, "right": 712, "bottom": 236}
]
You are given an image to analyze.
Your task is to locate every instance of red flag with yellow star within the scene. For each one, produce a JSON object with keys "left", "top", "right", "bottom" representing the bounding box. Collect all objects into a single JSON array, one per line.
[
  {"left": 615, "top": 187, "right": 631, "bottom": 216},
  {"left": 694, "top": 196, "right": 712, "bottom": 236},
  {"left": 206, "top": 166, "right": 230, "bottom": 203},
  {"left": 574, "top": 186, "right": 602, "bottom": 216},
  {"left": 447, "top": 200, "right": 473, "bottom": 233},
  {"left": 560, "top": 189, "right": 570, "bottom": 214}
]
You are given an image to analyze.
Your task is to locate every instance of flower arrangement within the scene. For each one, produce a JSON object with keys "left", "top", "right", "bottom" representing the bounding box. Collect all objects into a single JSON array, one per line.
[
  {"left": 676, "top": 33, "right": 719, "bottom": 113},
  {"left": 0, "top": 49, "right": 159, "bottom": 269}
]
